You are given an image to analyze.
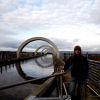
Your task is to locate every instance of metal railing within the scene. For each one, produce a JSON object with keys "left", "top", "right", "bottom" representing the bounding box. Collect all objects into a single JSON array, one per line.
[
  {"left": 87, "top": 59, "right": 100, "bottom": 98},
  {"left": 0, "top": 72, "right": 65, "bottom": 90},
  {"left": 88, "top": 60, "right": 100, "bottom": 86},
  {"left": 0, "top": 60, "right": 100, "bottom": 99},
  {"left": 0, "top": 71, "right": 69, "bottom": 100}
]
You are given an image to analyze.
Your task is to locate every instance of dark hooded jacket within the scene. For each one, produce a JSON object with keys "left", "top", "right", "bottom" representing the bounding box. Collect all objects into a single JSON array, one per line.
[{"left": 64, "top": 46, "right": 89, "bottom": 80}]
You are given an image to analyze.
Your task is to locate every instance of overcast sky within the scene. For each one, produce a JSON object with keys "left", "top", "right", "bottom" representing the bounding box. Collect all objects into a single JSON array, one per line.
[{"left": 0, "top": 0, "right": 100, "bottom": 51}]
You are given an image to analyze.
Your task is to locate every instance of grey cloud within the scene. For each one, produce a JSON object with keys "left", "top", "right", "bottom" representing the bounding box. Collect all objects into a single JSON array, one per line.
[
  {"left": 0, "top": 0, "right": 17, "bottom": 13},
  {"left": 0, "top": 0, "right": 93, "bottom": 34},
  {"left": 82, "top": 1, "right": 100, "bottom": 25},
  {"left": 96, "top": 32, "right": 100, "bottom": 35},
  {"left": 0, "top": 35, "right": 100, "bottom": 52},
  {"left": 0, "top": 0, "right": 100, "bottom": 51},
  {"left": 0, "top": 0, "right": 28, "bottom": 13},
  {"left": 83, "top": 44, "right": 100, "bottom": 51},
  {"left": 0, "top": 37, "right": 21, "bottom": 50},
  {"left": 25, "top": 38, "right": 74, "bottom": 51},
  {"left": 1, "top": 0, "right": 92, "bottom": 31},
  {"left": 0, "top": 37, "right": 54, "bottom": 51},
  {"left": 73, "top": 39, "right": 79, "bottom": 43},
  {"left": 0, "top": 34, "right": 22, "bottom": 51},
  {"left": 1, "top": 42, "right": 19, "bottom": 49},
  {"left": 49, "top": 38, "right": 74, "bottom": 50},
  {"left": 0, "top": 27, "right": 17, "bottom": 36},
  {"left": 88, "top": 10, "right": 100, "bottom": 24}
]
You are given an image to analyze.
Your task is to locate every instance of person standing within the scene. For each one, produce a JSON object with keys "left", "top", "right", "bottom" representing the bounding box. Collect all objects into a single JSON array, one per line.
[{"left": 64, "top": 45, "right": 89, "bottom": 100}]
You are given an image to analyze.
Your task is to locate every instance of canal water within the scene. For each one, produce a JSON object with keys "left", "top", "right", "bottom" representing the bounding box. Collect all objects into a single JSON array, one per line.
[{"left": 0, "top": 56, "right": 54, "bottom": 100}]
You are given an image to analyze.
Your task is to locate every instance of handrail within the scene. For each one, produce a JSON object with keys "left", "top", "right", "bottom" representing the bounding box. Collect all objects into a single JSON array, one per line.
[
  {"left": 88, "top": 59, "right": 100, "bottom": 64},
  {"left": 0, "top": 72, "right": 66, "bottom": 91},
  {"left": 87, "top": 84, "right": 100, "bottom": 97}
]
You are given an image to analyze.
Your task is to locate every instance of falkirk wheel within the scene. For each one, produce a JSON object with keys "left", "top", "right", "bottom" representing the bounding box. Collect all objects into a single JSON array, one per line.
[{"left": 16, "top": 37, "right": 61, "bottom": 82}]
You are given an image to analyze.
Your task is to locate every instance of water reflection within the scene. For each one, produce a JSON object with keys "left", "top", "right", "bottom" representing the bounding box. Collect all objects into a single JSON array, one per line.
[
  {"left": 0, "top": 58, "right": 54, "bottom": 86},
  {"left": 19, "top": 59, "right": 54, "bottom": 78},
  {"left": 15, "top": 58, "right": 54, "bottom": 84},
  {"left": 0, "top": 58, "right": 54, "bottom": 100},
  {"left": 0, "top": 64, "right": 14, "bottom": 74},
  {"left": 34, "top": 54, "right": 53, "bottom": 68}
]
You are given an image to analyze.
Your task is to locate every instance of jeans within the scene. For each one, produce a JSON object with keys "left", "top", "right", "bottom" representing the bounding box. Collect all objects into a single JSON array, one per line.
[{"left": 69, "top": 78, "right": 84, "bottom": 100}]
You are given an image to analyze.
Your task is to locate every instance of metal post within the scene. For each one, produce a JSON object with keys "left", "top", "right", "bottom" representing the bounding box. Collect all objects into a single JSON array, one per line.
[{"left": 59, "top": 74, "right": 63, "bottom": 100}]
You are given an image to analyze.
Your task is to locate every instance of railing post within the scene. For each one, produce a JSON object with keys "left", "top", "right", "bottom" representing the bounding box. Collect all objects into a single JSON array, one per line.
[
  {"left": 59, "top": 72, "right": 63, "bottom": 100},
  {"left": 53, "top": 56, "right": 65, "bottom": 100}
]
